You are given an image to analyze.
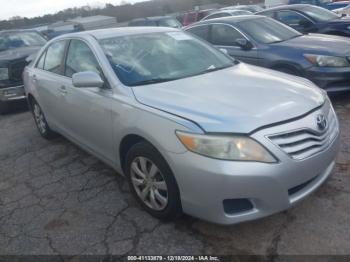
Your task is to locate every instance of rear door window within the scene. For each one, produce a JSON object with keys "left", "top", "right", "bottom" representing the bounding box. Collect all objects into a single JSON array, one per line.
[
  {"left": 186, "top": 25, "right": 210, "bottom": 41},
  {"left": 211, "top": 24, "right": 244, "bottom": 46},
  {"left": 43, "top": 40, "right": 66, "bottom": 74},
  {"left": 276, "top": 10, "right": 312, "bottom": 26}
]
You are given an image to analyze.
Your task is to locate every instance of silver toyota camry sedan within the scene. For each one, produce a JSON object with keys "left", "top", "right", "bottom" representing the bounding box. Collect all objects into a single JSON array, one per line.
[{"left": 23, "top": 27, "right": 339, "bottom": 225}]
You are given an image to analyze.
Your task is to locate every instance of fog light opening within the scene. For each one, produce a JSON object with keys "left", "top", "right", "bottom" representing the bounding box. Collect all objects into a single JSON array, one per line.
[{"left": 223, "top": 199, "right": 254, "bottom": 215}]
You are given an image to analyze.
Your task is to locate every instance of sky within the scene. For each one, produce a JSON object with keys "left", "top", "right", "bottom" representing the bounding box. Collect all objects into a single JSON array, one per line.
[{"left": 0, "top": 0, "right": 145, "bottom": 20}]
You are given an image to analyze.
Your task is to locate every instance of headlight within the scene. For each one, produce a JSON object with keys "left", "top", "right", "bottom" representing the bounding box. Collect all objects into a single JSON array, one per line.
[
  {"left": 0, "top": 68, "right": 9, "bottom": 80},
  {"left": 176, "top": 131, "right": 277, "bottom": 163},
  {"left": 304, "top": 54, "right": 350, "bottom": 67}
]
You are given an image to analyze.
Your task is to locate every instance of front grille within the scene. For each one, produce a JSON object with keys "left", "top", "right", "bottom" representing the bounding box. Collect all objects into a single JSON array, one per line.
[
  {"left": 268, "top": 107, "right": 338, "bottom": 160},
  {"left": 9, "top": 60, "right": 27, "bottom": 81}
]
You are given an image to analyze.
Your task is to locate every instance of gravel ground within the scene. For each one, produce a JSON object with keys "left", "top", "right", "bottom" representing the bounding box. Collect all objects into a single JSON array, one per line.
[{"left": 0, "top": 94, "right": 349, "bottom": 256}]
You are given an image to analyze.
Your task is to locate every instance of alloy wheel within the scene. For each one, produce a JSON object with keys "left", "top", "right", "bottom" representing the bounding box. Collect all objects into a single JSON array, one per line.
[
  {"left": 33, "top": 104, "right": 47, "bottom": 134},
  {"left": 130, "top": 157, "right": 168, "bottom": 211}
]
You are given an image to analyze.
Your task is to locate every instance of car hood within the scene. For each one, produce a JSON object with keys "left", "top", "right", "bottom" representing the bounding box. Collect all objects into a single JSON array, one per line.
[
  {"left": 274, "top": 34, "right": 350, "bottom": 56},
  {"left": 0, "top": 46, "right": 42, "bottom": 63},
  {"left": 132, "top": 63, "right": 325, "bottom": 133}
]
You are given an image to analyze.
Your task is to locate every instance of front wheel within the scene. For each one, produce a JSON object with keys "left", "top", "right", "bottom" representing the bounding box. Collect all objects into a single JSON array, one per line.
[
  {"left": 125, "top": 141, "right": 182, "bottom": 220},
  {"left": 31, "top": 100, "right": 57, "bottom": 139}
]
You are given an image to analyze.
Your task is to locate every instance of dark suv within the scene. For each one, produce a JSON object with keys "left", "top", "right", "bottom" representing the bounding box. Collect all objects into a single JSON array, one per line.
[
  {"left": 257, "top": 4, "right": 350, "bottom": 36},
  {"left": 185, "top": 15, "right": 350, "bottom": 92},
  {"left": 0, "top": 30, "right": 47, "bottom": 113}
]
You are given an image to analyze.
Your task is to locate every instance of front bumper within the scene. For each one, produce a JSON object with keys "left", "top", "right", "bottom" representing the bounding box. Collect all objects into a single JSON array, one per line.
[
  {"left": 164, "top": 102, "right": 340, "bottom": 225},
  {"left": 306, "top": 66, "right": 350, "bottom": 93},
  {"left": 0, "top": 85, "right": 26, "bottom": 102}
]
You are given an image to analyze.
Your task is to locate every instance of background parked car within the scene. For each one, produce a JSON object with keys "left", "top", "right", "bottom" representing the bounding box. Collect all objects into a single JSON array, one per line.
[
  {"left": 0, "top": 30, "right": 47, "bottom": 113},
  {"left": 185, "top": 15, "right": 350, "bottom": 92},
  {"left": 129, "top": 16, "right": 182, "bottom": 28},
  {"left": 257, "top": 4, "right": 350, "bottom": 36},
  {"left": 180, "top": 9, "right": 215, "bottom": 26},
  {"left": 221, "top": 5, "right": 264, "bottom": 13},
  {"left": 43, "top": 22, "right": 83, "bottom": 39},
  {"left": 333, "top": 3, "right": 350, "bottom": 16},
  {"left": 325, "top": 1, "right": 350, "bottom": 10},
  {"left": 264, "top": 0, "right": 334, "bottom": 8},
  {"left": 201, "top": 10, "right": 253, "bottom": 21}
]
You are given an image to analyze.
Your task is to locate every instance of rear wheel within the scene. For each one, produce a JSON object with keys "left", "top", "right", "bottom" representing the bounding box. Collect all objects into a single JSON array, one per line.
[
  {"left": 125, "top": 141, "right": 182, "bottom": 220},
  {"left": 31, "top": 100, "right": 57, "bottom": 139}
]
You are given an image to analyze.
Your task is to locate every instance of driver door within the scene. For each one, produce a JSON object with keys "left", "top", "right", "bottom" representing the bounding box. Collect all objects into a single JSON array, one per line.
[{"left": 59, "top": 39, "right": 114, "bottom": 162}]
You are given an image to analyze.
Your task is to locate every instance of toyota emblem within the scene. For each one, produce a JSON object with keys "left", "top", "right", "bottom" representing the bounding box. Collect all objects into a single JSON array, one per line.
[{"left": 316, "top": 114, "right": 327, "bottom": 131}]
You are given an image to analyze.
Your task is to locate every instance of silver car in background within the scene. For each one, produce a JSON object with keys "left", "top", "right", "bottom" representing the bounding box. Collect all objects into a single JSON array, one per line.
[{"left": 23, "top": 27, "right": 339, "bottom": 225}]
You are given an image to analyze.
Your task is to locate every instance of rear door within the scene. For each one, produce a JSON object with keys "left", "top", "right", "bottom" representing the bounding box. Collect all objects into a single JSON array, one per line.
[
  {"left": 33, "top": 40, "right": 69, "bottom": 131},
  {"left": 209, "top": 24, "right": 259, "bottom": 65}
]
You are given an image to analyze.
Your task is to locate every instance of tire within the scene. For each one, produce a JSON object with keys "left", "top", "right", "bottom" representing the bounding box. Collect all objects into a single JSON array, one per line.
[
  {"left": 31, "top": 99, "right": 57, "bottom": 139},
  {"left": 125, "top": 141, "right": 182, "bottom": 220},
  {"left": 0, "top": 101, "right": 9, "bottom": 115}
]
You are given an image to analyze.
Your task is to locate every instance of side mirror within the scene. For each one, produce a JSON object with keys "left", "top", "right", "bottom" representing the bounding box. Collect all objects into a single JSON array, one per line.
[
  {"left": 219, "top": 48, "right": 228, "bottom": 55},
  {"left": 72, "top": 71, "right": 104, "bottom": 88},
  {"left": 235, "top": 38, "right": 253, "bottom": 50}
]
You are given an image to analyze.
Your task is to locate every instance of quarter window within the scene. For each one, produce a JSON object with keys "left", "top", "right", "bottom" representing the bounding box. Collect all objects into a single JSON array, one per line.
[
  {"left": 65, "top": 40, "right": 101, "bottom": 78},
  {"left": 211, "top": 24, "right": 244, "bottom": 46},
  {"left": 44, "top": 41, "right": 66, "bottom": 74}
]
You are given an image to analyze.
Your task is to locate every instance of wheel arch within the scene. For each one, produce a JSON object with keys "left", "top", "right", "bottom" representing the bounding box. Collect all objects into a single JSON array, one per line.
[
  {"left": 119, "top": 134, "right": 150, "bottom": 173},
  {"left": 269, "top": 62, "right": 303, "bottom": 76},
  {"left": 27, "top": 93, "right": 36, "bottom": 110}
]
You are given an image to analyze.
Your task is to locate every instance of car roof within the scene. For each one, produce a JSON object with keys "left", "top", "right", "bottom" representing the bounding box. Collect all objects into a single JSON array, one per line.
[
  {"left": 188, "top": 15, "right": 265, "bottom": 27},
  {"left": 131, "top": 16, "right": 175, "bottom": 22},
  {"left": 0, "top": 29, "right": 38, "bottom": 34},
  {"left": 54, "top": 26, "right": 179, "bottom": 40},
  {"left": 258, "top": 4, "right": 315, "bottom": 12}
]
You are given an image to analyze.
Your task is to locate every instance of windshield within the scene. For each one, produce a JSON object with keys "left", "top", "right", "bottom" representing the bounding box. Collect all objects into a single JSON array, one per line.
[
  {"left": 0, "top": 31, "right": 46, "bottom": 52},
  {"left": 238, "top": 17, "right": 302, "bottom": 44},
  {"left": 158, "top": 18, "right": 182, "bottom": 28},
  {"left": 302, "top": 5, "right": 340, "bottom": 21},
  {"left": 99, "top": 32, "right": 235, "bottom": 86}
]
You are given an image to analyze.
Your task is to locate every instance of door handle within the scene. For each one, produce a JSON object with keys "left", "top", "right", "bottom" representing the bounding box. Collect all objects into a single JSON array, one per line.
[
  {"left": 32, "top": 75, "right": 37, "bottom": 82},
  {"left": 59, "top": 85, "right": 67, "bottom": 95}
]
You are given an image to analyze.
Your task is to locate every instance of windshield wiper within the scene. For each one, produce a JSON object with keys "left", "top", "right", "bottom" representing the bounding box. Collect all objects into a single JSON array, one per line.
[
  {"left": 130, "top": 64, "right": 234, "bottom": 86},
  {"left": 194, "top": 64, "right": 234, "bottom": 76},
  {"left": 131, "top": 77, "right": 179, "bottom": 86}
]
